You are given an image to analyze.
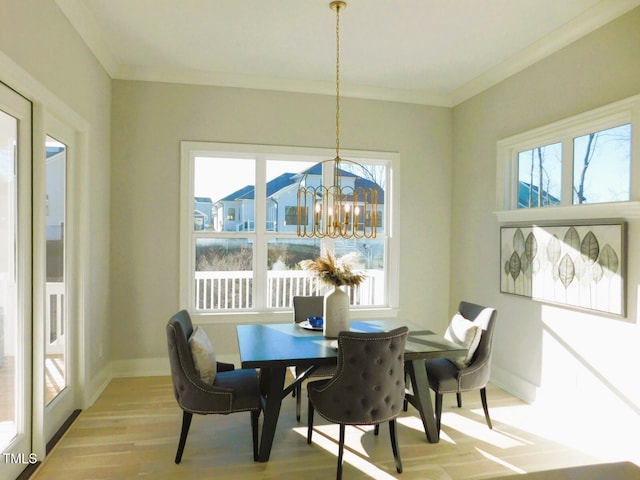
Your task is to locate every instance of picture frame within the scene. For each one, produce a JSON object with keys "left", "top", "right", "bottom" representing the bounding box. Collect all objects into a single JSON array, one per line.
[{"left": 500, "top": 221, "right": 626, "bottom": 316}]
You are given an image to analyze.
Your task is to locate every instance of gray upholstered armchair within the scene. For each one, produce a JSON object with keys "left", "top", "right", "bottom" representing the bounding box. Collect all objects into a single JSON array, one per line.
[
  {"left": 291, "top": 295, "right": 335, "bottom": 421},
  {"left": 166, "top": 310, "right": 261, "bottom": 463},
  {"left": 307, "top": 326, "right": 409, "bottom": 479},
  {"left": 425, "top": 301, "right": 497, "bottom": 434}
]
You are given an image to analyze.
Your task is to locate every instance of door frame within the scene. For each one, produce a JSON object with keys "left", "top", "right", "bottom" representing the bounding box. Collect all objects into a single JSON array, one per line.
[
  {"left": 0, "top": 49, "right": 90, "bottom": 468},
  {"left": 33, "top": 109, "right": 81, "bottom": 445},
  {"left": 0, "top": 80, "right": 34, "bottom": 480}
]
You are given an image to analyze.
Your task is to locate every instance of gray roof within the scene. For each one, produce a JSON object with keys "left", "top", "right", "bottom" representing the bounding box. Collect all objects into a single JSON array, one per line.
[{"left": 216, "top": 163, "right": 383, "bottom": 203}]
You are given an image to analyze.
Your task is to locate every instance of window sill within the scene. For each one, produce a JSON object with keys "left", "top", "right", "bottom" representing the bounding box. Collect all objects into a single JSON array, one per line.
[{"left": 493, "top": 201, "right": 640, "bottom": 223}]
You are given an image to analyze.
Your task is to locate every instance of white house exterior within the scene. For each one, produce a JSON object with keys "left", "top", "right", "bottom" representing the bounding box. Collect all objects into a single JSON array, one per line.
[
  {"left": 46, "top": 146, "right": 65, "bottom": 241},
  {"left": 207, "top": 163, "right": 384, "bottom": 233}
]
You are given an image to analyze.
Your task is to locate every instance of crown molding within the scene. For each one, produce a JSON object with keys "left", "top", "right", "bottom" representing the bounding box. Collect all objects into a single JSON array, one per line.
[
  {"left": 57, "top": 0, "right": 640, "bottom": 107},
  {"left": 115, "top": 64, "right": 452, "bottom": 106},
  {"left": 56, "top": 0, "right": 119, "bottom": 76},
  {"left": 451, "top": 0, "right": 640, "bottom": 106}
]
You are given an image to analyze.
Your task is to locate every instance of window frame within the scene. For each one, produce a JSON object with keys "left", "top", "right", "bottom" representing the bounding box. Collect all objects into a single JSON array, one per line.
[
  {"left": 496, "top": 94, "right": 640, "bottom": 223},
  {"left": 179, "top": 141, "right": 400, "bottom": 321}
]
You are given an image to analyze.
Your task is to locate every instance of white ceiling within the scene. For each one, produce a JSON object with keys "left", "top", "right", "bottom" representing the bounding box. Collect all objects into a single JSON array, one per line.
[{"left": 56, "top": 0, "right": 640, "bottom": 106}]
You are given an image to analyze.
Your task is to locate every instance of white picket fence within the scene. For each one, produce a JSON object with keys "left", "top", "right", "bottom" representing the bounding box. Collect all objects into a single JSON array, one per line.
[
  {"left": 194, "top": 269, "right": 384, "bottom": 310},
  {"left": 46, "top": 282, "right": 65, "bottom": 353}
]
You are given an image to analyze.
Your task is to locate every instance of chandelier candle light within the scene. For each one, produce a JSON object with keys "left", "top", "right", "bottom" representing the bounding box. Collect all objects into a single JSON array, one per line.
[{"left": 296, "top": 1, "right": 379, "bottom": 239}]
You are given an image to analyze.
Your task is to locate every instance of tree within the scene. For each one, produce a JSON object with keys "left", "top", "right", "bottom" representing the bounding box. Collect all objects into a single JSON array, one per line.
[
  {"left": 573, "top": 132, "right": 597, "bottom": 204},
  {"left": 525, "top": 146, "right": 556, "bottom": 207},
  {"left": 573, "top": 126, "right": 630, "bottom": 204}
]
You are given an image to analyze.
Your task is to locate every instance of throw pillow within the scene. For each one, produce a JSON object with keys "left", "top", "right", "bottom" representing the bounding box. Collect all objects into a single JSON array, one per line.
[
  {"left": 189, "top": 325, "right": 217, "bottom": 384},
  {"left": 444, "top": 313, "right": 482, "bottom": 368},
  {"left": 472, "top": 307, "right": 494, "bottom": 330}
]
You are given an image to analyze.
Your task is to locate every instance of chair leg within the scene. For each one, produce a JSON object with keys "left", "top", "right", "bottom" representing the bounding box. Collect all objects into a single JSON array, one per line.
[
  {"left": 307, "top": 401, "right": 315, "bottom": 444},
  {"left": 337, "top": 424, "right": 345, "bottom": 480},
  {"left": 389, "top": 419, "right": 403, "bottom": 474},
  {"left": 296, "top": 384, "right": 302, "bottom": 422},
  {"left": 403, "top": 372, "right": 409, "bottom": 411},
  {"left": 435, "top": 392, "right": 443, "bottom": 434},
  {"left": 251, "top": 409, "right": 260, "bottom": 461},
  {"left": 456, "top": 392, "right": 462, "bottom": 408},
  {"left": 480, "top": 387, "right": 493, "bottom": 429},
  {"left": 175, "top": 411, "right": 193, "bottom": 464}
]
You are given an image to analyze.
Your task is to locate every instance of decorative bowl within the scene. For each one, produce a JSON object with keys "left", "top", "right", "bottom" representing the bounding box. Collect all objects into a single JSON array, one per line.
[{"left": 307, "top": 316, "right": 324, "bottom": 328}]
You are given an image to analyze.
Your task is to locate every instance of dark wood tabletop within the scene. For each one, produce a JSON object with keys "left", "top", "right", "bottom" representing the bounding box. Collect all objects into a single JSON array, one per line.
[{"left": 237, "top": 319, "right": 465, "bottom": 368}]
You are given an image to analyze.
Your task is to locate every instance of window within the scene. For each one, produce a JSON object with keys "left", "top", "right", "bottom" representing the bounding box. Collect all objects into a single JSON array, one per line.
[
  {"left": 180, "top": 142, "right": 398, "bottom": 315},
  {"left": 517, "top": 142, "right": 561, "bottom": 208},
  {"left": 285, "top": 206, "right": 306, "bottom": 226},
  {"left": 572, "top": 124, "right": 630, "bottom": 204},
  {"left": 497, "top": 94, "right": 639, "bottom": 220}
]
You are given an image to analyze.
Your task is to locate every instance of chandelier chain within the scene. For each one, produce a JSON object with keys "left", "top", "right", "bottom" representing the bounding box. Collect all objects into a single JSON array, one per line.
[
  {"left": 296, "top": 1, "right": 379, "bottom": 239},
  {"left": 335, "top": 2, "right": 341, "bottom": 159}
]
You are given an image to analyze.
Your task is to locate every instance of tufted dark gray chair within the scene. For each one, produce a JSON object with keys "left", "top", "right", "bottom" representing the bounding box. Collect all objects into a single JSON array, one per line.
[
  {"left": 291, "top": 295, "right": 336, "bottom": 421},
  {"left": 307, "top": 326, "right": 409, "bottom": 479},
  {"left": 166, "top": 310, "right": 261, "bottom": 463},
  {"left": 425, "top": 301, "right": 497, "bottom": 434}
]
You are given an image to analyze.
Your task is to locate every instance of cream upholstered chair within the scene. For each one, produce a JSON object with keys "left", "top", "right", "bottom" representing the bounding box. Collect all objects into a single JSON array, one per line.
[
  {"left": 307, "top": 327, "right": 409, "bottom": 479},
  {"left": 166, "top": 310, "right": 261, "bottom": 463},
  {"left": 291, "top": 295, "right": 336, "bottom": 421},
  {"left": 424, "top": 301, "right": 497, "bottom": 434}
]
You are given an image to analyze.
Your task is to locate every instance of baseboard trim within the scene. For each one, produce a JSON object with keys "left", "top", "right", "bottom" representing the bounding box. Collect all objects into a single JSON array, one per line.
[
  {"left": 46, "top": 409, "right": 81, "bottom": 454},
  {"left": 491, "top": 364, "right": 539, "bottom": 403},
  {"left": 84, "top": 362, "right": 113, "bottom": 408},
  {"left": 111, "top": 353, "right": 239, "bottom": 377},
  {"left": 111, "top": 357, "right": 170, "bottom": 377}
]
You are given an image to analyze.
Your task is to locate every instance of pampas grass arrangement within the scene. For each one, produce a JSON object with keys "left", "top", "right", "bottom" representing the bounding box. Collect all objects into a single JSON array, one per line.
[{"left": 299, "top": 250, "right": 366, "bottom": 287}]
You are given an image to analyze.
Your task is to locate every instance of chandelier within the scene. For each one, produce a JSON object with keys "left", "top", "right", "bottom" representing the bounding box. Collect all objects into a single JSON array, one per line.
[{"left": 296, "top": 1, "right": 379, "bottom": 239}]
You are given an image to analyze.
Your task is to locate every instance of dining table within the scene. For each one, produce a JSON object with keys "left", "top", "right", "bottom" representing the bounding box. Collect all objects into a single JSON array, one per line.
[{"left": 236, "top": 319, "right": 467, "bottom": 462}]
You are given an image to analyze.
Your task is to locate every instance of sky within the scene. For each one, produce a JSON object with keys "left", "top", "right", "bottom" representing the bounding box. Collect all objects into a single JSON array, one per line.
[{"left": 194, "top": 157, "right": 305, "bottom": 202}]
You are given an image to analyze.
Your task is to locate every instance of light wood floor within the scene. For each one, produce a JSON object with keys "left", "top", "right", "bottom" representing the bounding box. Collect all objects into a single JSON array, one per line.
[
  {"left": 45, "top": 354, "right": 66, "bottom": 405},
  {"left": 31, "top": 376, "right": 639, "bottom": 480}
]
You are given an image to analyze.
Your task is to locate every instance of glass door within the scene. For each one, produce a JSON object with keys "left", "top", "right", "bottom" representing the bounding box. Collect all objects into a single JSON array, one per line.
[
  {"left": 39, "top": 117, "right": 77, "bottom": 445},
  {"left": 0, "top": 82, "right": 33, "bottom": 477},
  {"left": 44, "top": 136, "right": 67, "bottom": 405}
]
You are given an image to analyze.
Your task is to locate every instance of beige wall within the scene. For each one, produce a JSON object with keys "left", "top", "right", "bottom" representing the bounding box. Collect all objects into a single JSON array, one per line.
[
  {"left": 451, "top": 7, "right": 640, "bottom": 417},
  {"left": 0, "top": 0, "right": 112, "bottom": 397},
  {"left": 110, "top": 82, "right": 452, "bottom": 369}
]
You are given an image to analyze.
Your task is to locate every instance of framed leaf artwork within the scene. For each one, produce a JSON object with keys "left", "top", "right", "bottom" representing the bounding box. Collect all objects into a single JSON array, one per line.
[{"left": 500, "top": 222, "right": 626, "bottom": 316}]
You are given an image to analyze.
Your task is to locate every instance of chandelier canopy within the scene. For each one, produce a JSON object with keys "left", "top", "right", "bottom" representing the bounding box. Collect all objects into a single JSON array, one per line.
[{"left": 296, "top": 1, "right": 379, "bottom": 239}]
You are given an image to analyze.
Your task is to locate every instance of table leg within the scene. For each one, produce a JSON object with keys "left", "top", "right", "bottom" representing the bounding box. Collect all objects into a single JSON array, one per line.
[
  {"left": 257, "top": 366, "right": 287, "bottom": 462},
  {"left": 405, "top": 358, "right": 439, "bottom": 443}
]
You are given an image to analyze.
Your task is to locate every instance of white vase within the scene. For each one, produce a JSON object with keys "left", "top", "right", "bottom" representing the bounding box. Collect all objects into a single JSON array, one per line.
[{"left": 323, "top": 286, "right": 350, "bottom": 338}]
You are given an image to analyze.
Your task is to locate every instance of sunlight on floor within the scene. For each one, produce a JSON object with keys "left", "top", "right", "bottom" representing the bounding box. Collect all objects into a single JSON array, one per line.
[
  {"left": 293, "top": 424, "right": 399, "bottom": 479},
  {"left": 476, "top": 448, "right": 527, "bottom": 475},
  {"left": 294, "top": 396, "right": 639, "bottom": 479},
  {"left": 440, "top": 412, "right": 525, "bottom": 449},
  {"left": 483, "top": 401, "right": 640, "bottom": 465}
]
